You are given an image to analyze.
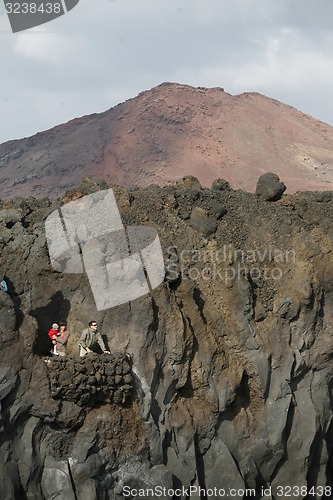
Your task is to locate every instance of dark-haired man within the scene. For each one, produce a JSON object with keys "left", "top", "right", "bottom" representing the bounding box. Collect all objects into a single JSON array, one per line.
[{"left": 79, "top": 321, "right": 110, "bottom": 357}]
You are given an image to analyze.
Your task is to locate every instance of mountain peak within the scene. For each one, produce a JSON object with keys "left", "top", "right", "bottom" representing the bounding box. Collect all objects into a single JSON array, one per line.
[{"left": 1, "top": 83, "right": 333, "bottom": 199}]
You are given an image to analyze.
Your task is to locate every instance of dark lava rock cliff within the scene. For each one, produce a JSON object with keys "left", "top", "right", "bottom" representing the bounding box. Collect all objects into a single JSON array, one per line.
[{"left": 1, "top": 177, "right": 333, "bottom": 499}]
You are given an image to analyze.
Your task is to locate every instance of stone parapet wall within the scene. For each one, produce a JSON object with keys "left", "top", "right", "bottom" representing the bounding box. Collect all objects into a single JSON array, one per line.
[{"left": 47, "top": 352, "right": 133, "bottom": 406}]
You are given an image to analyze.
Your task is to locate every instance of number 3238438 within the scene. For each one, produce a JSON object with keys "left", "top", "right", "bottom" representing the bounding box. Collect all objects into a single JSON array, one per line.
[
  {"left": 276, "top": 485, "right": 332, "bottom": 497},
  {"left": 5, "top": 3, "right": 62, "bottom": 14}
]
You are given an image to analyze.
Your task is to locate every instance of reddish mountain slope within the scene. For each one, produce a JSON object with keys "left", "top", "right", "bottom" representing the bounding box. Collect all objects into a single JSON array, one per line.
[{"left": 1, "top": 82, "right": 333, "bottom": 199}]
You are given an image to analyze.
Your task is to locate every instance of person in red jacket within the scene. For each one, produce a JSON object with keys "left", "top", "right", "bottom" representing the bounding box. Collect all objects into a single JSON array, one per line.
[
  {"left": 48, "top": 323, "right": 59, "bottom": 355},
  {"left": 54, "top": 321, "right": 69, "bottom": 357}
]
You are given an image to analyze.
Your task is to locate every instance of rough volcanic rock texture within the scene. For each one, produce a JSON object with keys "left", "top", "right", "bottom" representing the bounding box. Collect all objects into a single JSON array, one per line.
[
  {"left": 48, "top": 353, "right": 133, "bottom": 406},
  {"left": 1, "top": 179, "right": 333, "bottom": 499},
  {"left": 1, "top": 82, "right": 333, "bottom": 199},
  {"left": 255, "top": 172, "right": 286, "bottom": 201}
]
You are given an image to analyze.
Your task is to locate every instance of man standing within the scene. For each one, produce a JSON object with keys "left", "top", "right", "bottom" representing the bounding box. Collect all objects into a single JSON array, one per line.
[{"left": 79, "top": 321, "right": 110, "bottom": 357}]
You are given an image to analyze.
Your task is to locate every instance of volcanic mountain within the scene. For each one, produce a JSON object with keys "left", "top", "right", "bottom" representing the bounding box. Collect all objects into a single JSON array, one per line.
[{"left": 1, "top": 82, "right": 333, "bottom": 199}]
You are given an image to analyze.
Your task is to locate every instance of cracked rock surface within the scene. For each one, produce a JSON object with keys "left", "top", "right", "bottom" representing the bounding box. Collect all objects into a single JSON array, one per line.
[{"left": 1, "top": 179, "right": 333, "bottom": 499}]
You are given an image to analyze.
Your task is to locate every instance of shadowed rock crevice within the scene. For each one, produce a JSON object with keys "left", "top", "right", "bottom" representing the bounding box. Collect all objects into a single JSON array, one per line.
[
  {"left": 270, "top": 398, "right": 295, "bottom": 482},
  {"left": 194, "top": 432, "right": 207, "bottom": 498},
  {"left": 31, "top": 291, "right": 71, "bottom": 356},
  {"left": 193, "top": 287, "right": 207, "bottom": 325}
]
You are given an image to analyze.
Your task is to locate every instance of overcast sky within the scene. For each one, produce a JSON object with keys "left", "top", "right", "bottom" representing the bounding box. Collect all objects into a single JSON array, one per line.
[{"left": 0, "top": 0, "right": 333, "bottom": 144}]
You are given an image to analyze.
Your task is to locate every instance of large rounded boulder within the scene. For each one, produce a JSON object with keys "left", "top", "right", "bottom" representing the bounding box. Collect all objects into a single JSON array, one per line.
[{"left": 256, "top": 172, "right": 286, "bottom": 201}]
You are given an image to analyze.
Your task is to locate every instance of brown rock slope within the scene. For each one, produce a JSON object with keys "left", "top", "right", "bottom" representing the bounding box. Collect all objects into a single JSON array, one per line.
[
  {"left": 1, "top": 82, "right": 333, "bottom": 199},
  {"left": 1, "top": 179, "right": 333, "bottom": 496}
]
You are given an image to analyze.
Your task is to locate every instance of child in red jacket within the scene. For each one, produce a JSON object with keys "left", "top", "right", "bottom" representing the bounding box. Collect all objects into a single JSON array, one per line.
[{"left": 48, "top": 323, "right": 59, "bottom": 355}]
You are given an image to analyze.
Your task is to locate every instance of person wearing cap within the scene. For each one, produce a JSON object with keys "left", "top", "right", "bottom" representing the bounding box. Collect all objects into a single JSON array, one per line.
[
  {"left": 79, "top": 321, "right": 110, "bottom": 357},
  {"left": 48, "top": 323, "right": 60, "bottom": 355}
]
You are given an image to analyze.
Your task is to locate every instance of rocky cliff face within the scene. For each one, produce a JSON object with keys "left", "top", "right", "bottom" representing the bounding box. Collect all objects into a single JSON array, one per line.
[{"left": 1, "top": 177, "right": 333, "bottom": 499}]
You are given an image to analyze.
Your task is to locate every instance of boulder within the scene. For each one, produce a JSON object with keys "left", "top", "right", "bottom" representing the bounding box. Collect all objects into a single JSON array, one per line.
[
  {"left": 190, "top": 207, "right": 217, "bottom": 236},
  {"left": 255, "top": 172, "right": 286, "bottom": 201}
]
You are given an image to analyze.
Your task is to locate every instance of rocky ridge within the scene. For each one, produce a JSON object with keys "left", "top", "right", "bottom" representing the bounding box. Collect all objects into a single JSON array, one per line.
[{"left": 0, "top": 177, "right": 333, "bottom": 499}]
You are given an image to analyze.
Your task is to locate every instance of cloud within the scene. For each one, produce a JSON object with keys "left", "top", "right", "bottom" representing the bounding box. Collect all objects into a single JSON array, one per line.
[
  {"left": 13, "top": 29, "right": 77, "bottom": 65},
  {"left": 1, "top": 0, "right": 333, "bottom": 143}
]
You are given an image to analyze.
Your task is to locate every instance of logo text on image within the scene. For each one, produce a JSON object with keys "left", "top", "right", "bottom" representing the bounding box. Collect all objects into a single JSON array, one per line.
[
  {"left": 165, "top": 245, "right": 296, "bottom": 284},
  {"left": 45, "top": 189, "right": 165, "bottom": 311},
  {"left": 3, "top": 0, "right": 80, "bottom": 33}
]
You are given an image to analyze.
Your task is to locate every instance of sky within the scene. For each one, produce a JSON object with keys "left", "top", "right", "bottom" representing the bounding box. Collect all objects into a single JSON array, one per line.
[{"left": 0, "top": 0, "right": 333, "bottom": 144}]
